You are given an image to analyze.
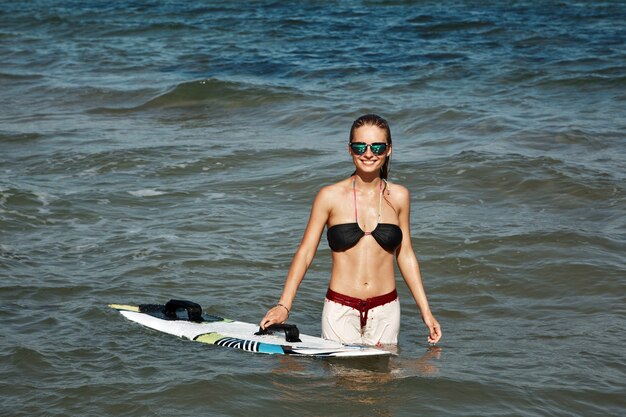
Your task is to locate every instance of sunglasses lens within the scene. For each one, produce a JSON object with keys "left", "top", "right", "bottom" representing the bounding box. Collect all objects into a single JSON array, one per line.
[
  {"left": 350, "top": 143, "right": 367, "bottom": 155},
  {"left": 370, "top": 143, "right": 387, "bottom": 155}
]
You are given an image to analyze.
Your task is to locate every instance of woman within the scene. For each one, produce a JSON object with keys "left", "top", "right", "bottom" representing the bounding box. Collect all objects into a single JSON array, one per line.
[{"left": 260, "top": 114, "right": 441, "bottom": 346}]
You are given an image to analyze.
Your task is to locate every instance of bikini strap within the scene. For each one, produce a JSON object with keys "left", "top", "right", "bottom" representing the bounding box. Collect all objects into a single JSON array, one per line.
[
  {"left": 352, "top": 178, "right": 358, "bottom": 223},
  {"left": 352, "top": 177, "right": 384, "bottom": 226},
  {"left": 378, "top": 179, "right": 387, "bottom": 223}
]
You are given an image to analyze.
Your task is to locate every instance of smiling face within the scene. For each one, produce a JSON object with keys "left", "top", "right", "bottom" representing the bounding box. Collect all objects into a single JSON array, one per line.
[{"left": 349, "top": 124, "right": 392, "bottom": 176}]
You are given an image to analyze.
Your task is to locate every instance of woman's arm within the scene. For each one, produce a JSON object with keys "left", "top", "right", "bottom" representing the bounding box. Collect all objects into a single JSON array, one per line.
[
  {"left": 260, "top": 187, "right": 332, "bottom": 329},
  {"left": 394, "top": 185, "right": 442, "bottom": 344}
]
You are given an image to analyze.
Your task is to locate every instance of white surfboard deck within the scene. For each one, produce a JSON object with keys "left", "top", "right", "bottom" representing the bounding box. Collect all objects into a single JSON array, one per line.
[{"left": 111, "top": 302, "right": 391, "bottom": 358}]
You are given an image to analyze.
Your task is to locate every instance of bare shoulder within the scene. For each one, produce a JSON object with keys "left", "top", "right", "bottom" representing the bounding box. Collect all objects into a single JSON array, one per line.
[
  {"left": 315, "top": 178, "right": 351, "bottom": 206},
  {"left": 386, "top": 181, "right": 410, "bottom": 206},
  {"left": 318, "top": 178, "right": 350, "bottom": 197}
]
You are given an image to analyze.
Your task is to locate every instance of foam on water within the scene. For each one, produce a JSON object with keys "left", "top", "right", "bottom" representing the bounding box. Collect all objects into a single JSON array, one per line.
[{"left": 127, "top": 189, "right": 167, "bottom": 197}]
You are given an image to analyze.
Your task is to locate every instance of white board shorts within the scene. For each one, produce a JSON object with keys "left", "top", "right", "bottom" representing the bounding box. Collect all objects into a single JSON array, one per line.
[{"left": 321, "top": 291, "right": 400, "bottom": 346}]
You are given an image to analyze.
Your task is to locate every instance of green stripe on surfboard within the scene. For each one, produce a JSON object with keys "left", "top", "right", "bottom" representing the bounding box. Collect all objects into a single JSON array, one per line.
[{"left": 195, "top": 333, "right": 226, "bottom": 344}]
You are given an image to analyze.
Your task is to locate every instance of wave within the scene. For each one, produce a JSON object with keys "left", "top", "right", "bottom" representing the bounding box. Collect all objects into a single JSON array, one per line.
[
  {"left": 102, "top": 21, "right": 200, "bottom": 37},
  {"left": 533, "top": 73, "right": 626, "bottom": 90},
  {"left": 0, "top": 72, "right": 45, "bottom": 82},
  {"left": 91, "top": 78, "right": 305, "bottom": 114},
  {"left": 410, "top": 19, "right": 496, "bottom": 33},
  {"left": 0, "top": 132, "right": 45, "bottom": 143},
  {"left": 139, "top": 79, "right": 302, "bottom": 110},
  {"left": 398, "top": 150, "right": 625, "bottom": 221}
]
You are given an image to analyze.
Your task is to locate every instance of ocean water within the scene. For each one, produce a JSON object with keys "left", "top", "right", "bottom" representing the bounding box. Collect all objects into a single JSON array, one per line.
[{"left": 1, "top": 1, "right": 625, "bottom": 416}]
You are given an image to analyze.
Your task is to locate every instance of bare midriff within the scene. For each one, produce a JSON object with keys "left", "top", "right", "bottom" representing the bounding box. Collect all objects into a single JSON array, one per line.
[{"left": 328, "top": 238, "right": 396, "bottom": 300}]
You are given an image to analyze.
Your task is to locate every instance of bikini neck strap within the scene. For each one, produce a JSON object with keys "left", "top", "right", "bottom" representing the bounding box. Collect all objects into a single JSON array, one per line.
[{"left": 352, "top": 177, "right": 386, "bottom": 224}]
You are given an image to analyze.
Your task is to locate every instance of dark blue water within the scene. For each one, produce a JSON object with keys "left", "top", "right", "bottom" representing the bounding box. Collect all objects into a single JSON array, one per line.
[{"left": 1, "top": 1, "right": 625, "bottom": 416}]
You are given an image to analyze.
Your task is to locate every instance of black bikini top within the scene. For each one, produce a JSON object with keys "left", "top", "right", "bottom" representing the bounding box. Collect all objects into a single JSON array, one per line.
[{"left": 327, "top": 179, "right": 403, "bottom": 253}]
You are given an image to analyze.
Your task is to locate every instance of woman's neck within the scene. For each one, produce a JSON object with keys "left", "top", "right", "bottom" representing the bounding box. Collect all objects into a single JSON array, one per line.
[{"left": 353, "top": 173, "right": 381, "bottom": 191}]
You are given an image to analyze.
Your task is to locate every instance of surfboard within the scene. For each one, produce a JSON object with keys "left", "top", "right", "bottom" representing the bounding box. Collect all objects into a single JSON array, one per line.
[{"left": 110, "top": 299, "right": 391, "bottom": 358}]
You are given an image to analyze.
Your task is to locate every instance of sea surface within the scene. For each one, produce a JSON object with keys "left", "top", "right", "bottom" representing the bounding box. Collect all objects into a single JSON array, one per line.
[{"left": 1, "top": 1, "right": 625, "bottom": 416}]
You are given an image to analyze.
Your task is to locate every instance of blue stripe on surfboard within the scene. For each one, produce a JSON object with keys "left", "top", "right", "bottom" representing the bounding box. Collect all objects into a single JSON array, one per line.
[{"left": 257, "top": 342, "right": 286, "bottom": 355}]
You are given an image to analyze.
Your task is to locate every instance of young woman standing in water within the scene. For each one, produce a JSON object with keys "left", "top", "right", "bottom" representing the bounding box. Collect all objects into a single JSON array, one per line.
[{"left": 260, "top": 114, "right": 441, "bottom": 346}]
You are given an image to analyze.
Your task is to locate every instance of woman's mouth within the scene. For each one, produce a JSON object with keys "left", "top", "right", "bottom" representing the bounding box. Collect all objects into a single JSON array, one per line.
[{"left": 360, "top": 159, "right": 377, "bottom": 166}]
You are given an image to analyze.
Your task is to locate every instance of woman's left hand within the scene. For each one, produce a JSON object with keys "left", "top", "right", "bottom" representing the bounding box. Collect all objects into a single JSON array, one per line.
[{"left": 423, "top": 313, "right": 442, "bottom": 344}]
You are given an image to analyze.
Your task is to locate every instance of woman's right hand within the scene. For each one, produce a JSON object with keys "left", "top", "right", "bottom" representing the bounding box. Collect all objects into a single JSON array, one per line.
[{"left": 259, "top": 304, "right": 289, "bottom": 329}]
